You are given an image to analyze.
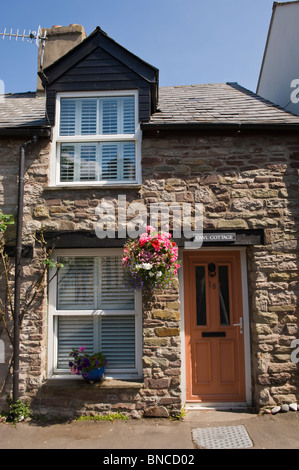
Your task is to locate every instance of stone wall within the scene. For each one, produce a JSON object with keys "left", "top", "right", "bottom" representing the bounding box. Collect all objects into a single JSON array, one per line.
[
  {"left": 141, "top": 286, "right": 181, "bottom": 417},
  {"left": 0, "top": 136, "right": 183, "bottom": 417},
  {"left": 0, "top": 129, "right": 298, "bottom": 415},
  {"left": 30, "top": 287, "right": 182, "bottom": 420},
  {"left": 141, "top": 130, "right": 299, "bottom": 408}
]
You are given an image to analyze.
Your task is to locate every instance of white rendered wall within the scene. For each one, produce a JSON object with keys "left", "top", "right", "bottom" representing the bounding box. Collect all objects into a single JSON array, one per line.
[{"left": 257, "top": 2, "right": 299, "bottom": 116}]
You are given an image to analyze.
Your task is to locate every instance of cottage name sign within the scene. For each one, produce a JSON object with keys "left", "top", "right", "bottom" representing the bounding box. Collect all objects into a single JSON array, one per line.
[{"left": 194, "top": 232, "right": 236, "bottom": 243}]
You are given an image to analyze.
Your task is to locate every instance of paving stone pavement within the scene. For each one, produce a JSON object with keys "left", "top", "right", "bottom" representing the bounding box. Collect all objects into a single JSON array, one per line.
[{"left": 0, "top": 409, "right": 299, "bottom": 452}]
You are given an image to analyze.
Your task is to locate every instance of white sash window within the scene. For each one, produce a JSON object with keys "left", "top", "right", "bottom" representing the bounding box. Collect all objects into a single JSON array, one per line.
[
  {"left": 52, "top": 91, "right": 141, "bottom": 186},
  {"left": 48, "top": 249, "right": 142, "bottom": 379}
]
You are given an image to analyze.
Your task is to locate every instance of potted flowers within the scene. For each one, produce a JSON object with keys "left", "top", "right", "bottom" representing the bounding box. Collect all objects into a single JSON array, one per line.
[
  {"left": 122, "top": 226, "right": 180, "bottom": 297},
  {"left": 69, "top": 347, "right": 108, "bottom": 383}
]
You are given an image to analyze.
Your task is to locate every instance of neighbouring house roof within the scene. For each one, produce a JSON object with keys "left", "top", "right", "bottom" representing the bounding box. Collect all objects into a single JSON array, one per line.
[
  {"left": 142, "top": 82, "right": 299, "bottom": 130},
  {"left": 1, "top": 82, "right": 299, "bottom": 136},
  {"left": 0, "top": 92, "right": 49, "bottom": 136}
]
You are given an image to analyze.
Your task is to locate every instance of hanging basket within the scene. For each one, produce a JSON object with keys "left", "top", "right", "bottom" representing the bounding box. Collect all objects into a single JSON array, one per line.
[{"left": 122, "top": 226, "right": 180, "bottom": 296}]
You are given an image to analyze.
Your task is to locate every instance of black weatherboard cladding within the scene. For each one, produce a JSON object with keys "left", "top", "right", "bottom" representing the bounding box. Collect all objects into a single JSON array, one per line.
[
  {"left": 41, "top": 27, "right": 158, "bottom": 126},
  {"left": 45, "top": 47, "right": 151, "bottom": 125}
]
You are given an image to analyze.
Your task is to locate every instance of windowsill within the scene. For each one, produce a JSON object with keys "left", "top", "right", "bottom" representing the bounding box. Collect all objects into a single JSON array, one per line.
[
  {"left": 43, "top": 377, "right": 144, "bottom": 390},
  {"left": 31, "top": 376, "right": 144, "bottom": 413},
  {"left": 45, "top": 183, "right": 142, "bottom": 190}
]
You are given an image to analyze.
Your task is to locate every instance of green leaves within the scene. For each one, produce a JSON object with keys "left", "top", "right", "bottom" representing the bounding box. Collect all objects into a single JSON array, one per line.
[
  {"left": 6, "top": 396, "right": 31, "bottom": 423},
  {"left": 0, "top": 213, "right": 14, "bottom": 233},
  {"left": 42, "top": 259, "right": 64, "bottom": 270}
]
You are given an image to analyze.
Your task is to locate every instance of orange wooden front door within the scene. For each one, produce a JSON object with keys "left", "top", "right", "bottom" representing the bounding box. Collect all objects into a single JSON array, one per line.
[{"left": 184, "top": 251, "right": 246, "bottom": 402}]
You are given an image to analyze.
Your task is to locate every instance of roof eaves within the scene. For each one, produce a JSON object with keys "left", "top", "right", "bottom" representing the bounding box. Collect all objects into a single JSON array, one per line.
[
  {"left": 140, "top": 121, "right": 299, "bottom": 132},
  {"left": 0, "top": 126, "right": 51, "bottom": 137}
]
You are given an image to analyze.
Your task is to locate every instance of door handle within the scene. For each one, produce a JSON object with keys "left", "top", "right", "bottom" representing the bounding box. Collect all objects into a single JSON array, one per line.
[{"left": 233, "top": 317, "right": 243, "bottom": 334}]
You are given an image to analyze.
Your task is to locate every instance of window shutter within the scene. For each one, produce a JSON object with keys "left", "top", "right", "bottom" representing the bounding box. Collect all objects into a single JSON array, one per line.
[
  {"left": 57, "top": 257, "right": 96, "bottom": 309},
  {"left": 57, "top": 256, "right": 134, "bottom": 310},
  {"left": 60, "top": 99, "right": 76, "bottom": 135},
  {"left": 123, "top": 96, "right": 135, "bottom": 134},
  {"left": 57, "top": 316, "right": 94, "bottom": 370},
  {"left": 102, "top": 97, "right": 135, "bottom": 135},
  {"left": 101, "top": 315, "right": 135, "bottom": 369},
  {"left": 60, "top": 144, "right": 75, "bottom": 182},
  {"left": 123, "top": 142, "right": 136, "bottom": 180},
  {"left": 101, "top": 142, "right": 136, "bottom": 181},
  {"left": 58, "top": 95, "right": 137, "bottom": 184},
  {"left": 81, "top": 99, "right": 97, "bottom": 135},
  {"left": 101, "top": 143, "right": 118, "bottom": 180},
  {"left": 60, "top": 96, "right": 135, "bottom": 137},
  {"left": 54, "top": 254, "right": 138, "bottom": 374},
  {"left": 99, "top": 256, "right": 135, "bottom": 309},
  {"left": 61, "top": 142, "right": 135, "bottom": 183},
  {"left": 79, "top": 144, "right": 97, "bottom": 181},
  {"left": 57, "top": 315, "right": 135, "bottom": 371},
  {"left": 102, "top": 98, "right": 118, "bottom": 134}
]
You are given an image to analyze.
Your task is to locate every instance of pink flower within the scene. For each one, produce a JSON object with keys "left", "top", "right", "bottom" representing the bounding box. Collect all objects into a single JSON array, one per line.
[
  {"left": 161, "top": 231, "right": 172, "bottom": 239},
  {"left": 139, "top": 232, "right": 152, "bottom": 247},
  {"left": 151, "top": 239, "right": 161, "bottom": 251},
  {"left": 79, "top": 346, "right": 85, "bottom": 352}
]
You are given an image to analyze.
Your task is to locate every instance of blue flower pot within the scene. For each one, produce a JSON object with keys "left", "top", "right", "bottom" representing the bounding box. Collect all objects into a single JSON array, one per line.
[{"left": 82, "top": 366, "right": 105, "bottom": 383}]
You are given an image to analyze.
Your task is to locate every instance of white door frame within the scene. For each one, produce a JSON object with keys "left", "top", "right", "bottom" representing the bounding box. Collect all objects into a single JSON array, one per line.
[{"left": 179, "top": 246, "right": 252, "bottom": 409}]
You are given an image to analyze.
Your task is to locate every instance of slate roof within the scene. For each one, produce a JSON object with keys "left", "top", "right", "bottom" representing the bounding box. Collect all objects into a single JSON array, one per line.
[
  {"left": 145, "top": 82, "right": 299, "bottom": 128},
  {"left": 0, "top": 92, "right": 48, "bottom": 134},
  {"left": 1, "top": 82, "right": 299, "bottom": 134}
]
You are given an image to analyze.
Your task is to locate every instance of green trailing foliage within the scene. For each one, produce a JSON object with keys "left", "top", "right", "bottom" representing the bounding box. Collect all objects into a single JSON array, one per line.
[
  {"left": 5, "top": 396, "right": 31, "bottom": 423},
  {"left": 0, "top": 213, "right": 14, "bottom": 233}
]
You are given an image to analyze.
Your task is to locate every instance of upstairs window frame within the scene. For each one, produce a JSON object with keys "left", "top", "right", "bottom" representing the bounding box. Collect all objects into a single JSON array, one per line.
[{"left": 52, "top": 90, "right": 141, "bottom": 187}]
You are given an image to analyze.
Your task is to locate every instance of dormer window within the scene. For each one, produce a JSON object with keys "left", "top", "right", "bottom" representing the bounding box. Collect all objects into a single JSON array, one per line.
[{"left": 52, "top": 91, "right": 141, "bottom": 186}]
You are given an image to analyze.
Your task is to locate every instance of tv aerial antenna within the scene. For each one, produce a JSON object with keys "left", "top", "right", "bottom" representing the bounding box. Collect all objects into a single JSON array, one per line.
[
  {"left": 0, "top": 26, "right": 47, "bottom": 73},
  {"left": 0, "top": 25, "right": 47, "bottom": 46}
]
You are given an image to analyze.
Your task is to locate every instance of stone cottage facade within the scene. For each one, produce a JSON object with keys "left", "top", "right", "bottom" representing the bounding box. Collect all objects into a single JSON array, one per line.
[{"left": 0, "top": 25, "right": 298, "bottom": 418}]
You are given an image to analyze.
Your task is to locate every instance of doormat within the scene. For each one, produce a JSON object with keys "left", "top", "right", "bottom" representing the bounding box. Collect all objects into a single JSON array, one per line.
[{"left": 192, "top": 425, "right": 253, "bottom": 449}]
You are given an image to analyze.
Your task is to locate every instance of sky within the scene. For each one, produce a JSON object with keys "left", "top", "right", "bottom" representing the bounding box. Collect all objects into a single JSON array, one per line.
[{"left": 0, "top": 0, "right": 276, "bottom": 95}]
